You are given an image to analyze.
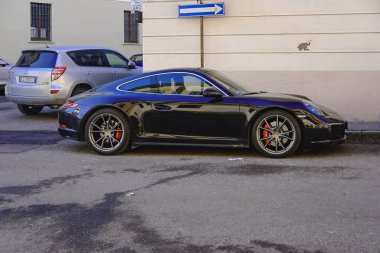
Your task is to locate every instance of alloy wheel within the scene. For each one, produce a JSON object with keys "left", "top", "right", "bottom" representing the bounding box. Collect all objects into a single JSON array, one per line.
[
  {"left": 255, "top": 114, "right": 297, "bottom": 156},
  {"left": 88, "top": 113, "right": 125, "bottom": 152}
]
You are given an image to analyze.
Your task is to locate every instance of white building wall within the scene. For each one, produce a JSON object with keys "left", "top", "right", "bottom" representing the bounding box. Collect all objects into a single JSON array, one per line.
[
  {"left": 0, "top": 0, "right": 142, "bottom": 63},
  {"left": 143, "top": 0, "right": 380, "bottom": 122}
]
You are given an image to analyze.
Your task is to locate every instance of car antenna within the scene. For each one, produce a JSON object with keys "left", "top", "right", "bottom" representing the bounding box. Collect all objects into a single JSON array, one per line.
[{"left": 45, "top": 43, "right": 50, "bottom": 48}]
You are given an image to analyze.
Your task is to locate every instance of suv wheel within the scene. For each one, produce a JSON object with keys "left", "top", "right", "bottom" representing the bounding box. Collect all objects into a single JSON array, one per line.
[
  {"left": 71, "top": 85, "right": 91, "bottom": 97},
  {"left": 17, "top": 104, "right": 44, "bottom": 115}
]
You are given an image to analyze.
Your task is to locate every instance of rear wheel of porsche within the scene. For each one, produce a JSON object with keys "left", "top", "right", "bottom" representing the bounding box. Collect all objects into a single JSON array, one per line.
[
  {"left": 252, "top": 110, "right": 301, "bottom": 158},
  {"left": 85, "top": 108, "right": 130, "bottom": 155}
]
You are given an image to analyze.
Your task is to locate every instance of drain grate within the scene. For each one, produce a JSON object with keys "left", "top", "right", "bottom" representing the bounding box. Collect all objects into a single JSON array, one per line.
[{"left": 0, "top": 130, "right": 64, "bottom": 145}]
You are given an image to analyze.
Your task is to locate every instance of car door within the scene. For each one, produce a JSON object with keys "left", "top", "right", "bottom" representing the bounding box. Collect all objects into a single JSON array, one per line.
[
  {"left": 103, "top": 50, "right": 141, "bottom": 81},
  {"left": 145, "top": 72, "right": 246, "bottom": 144}
]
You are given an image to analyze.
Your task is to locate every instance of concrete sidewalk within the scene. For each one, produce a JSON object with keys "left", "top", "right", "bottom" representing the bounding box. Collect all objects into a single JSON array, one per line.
[{"left": 347, "top": 122, "right": 380, "bottom": 144}]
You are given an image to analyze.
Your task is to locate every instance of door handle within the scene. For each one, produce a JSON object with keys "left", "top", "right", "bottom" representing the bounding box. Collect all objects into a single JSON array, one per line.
[{"left": 154, "top": 104, "right": 171, "bottom": 111}]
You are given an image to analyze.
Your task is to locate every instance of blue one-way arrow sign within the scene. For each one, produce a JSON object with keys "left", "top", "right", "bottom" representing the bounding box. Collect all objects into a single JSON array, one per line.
[{"left": 179, "top": 3, "right": 225, "bottom": 17}]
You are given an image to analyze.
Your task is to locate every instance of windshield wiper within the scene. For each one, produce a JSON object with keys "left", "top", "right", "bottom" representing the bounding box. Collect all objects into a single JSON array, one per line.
[{"left": 243, "top": 91, "right": 267, "bottom": 95}]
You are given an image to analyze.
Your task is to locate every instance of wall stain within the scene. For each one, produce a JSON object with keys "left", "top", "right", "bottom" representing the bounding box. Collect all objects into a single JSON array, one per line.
[{"left": 298, "top": 40, "right": 312, "bottom": 51}]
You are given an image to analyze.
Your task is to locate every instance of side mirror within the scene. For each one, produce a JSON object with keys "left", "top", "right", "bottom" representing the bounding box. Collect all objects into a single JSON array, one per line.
[
  {"left": 128, "top": 61, "right": 136, "bottom": 69},
  {"left": 203, "top": 87, "right": 222, "bottom": 98}
]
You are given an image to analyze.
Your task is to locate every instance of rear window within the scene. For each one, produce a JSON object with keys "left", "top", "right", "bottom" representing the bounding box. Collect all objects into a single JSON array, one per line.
[{"left": 16, "top": 51, "right": 57, "bottom": 68}]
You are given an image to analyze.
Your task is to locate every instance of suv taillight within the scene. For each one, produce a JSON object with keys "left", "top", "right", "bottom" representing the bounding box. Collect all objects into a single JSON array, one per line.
[{"left": 51, "top": 66, "right": 66, "bottom": 81}]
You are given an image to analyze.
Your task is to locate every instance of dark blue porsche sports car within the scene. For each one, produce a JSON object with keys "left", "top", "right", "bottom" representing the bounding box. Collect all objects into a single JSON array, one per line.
[{"left": 58, "top": 68, "right": 346, "bottom": 158}]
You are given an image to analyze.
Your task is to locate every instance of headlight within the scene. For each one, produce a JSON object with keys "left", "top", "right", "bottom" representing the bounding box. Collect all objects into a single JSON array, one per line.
[{"left": 303, "top": 102, "right": 324, "bottom": 116}]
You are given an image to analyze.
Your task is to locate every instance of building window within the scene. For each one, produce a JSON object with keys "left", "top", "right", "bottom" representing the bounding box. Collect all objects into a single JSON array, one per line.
[
  {"left": 30, "top": 2, "right": 51, "bottom": 41},
  {"left": 124, "top": 11, "right": 138, "bottom": 43}
]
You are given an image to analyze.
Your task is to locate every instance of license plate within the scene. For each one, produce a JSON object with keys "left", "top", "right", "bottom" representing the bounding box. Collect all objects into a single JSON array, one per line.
[{"left": 19, "top": 76, "right": 37, "bottom": 83}]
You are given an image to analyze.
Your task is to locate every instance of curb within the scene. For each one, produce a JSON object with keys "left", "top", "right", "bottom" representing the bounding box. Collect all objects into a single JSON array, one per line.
[{"left": 346, "top": 131, "right": 380, "bottom": 144}]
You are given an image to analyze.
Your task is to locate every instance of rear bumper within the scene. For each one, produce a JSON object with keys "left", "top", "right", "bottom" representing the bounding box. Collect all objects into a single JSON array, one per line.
[
  {"left": 5, "top": 83, "right": 69, "bottom": 106},
  {"left": 58, "top": 127, "right": 80, "bottom": 140},
  {"left": 5, "top": 94, "right": 66, "bottom": 106}
]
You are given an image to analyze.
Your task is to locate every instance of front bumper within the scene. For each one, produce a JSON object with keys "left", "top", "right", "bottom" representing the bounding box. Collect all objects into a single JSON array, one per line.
[{"left": 303, "top": 122, "right": 347, "bottom": 145}]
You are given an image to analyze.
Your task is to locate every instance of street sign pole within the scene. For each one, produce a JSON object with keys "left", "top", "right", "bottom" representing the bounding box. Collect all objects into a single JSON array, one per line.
[
  {"left": 198, "top": 0, "right": 204, "bottom": 68},
  {"left": 178, "top": 2, "right": 225, "bottom": 68},
  {"left": 200, "top": 15, "right": 204, "bottom": 67}
]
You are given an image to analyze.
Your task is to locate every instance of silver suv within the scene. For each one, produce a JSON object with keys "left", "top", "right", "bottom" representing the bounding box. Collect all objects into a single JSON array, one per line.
[{"left": 6, "top": 46, "right": 142, "bottom": 115}]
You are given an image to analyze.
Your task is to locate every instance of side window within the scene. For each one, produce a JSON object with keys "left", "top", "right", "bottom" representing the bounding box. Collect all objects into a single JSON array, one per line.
[
  {"left": 104, "top": 51, "right": 129, "bottom": 68},
  {"left": 120, "top": 76, "right": 160, "bottom": 93},
  {"left": 67, "top": 50, "right": 108, "bottom": 67},
  {"left": 156, "top": 73, "right": 213, "bottom": 95}
]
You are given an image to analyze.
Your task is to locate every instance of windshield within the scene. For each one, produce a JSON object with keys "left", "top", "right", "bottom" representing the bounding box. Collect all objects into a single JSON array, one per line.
[{"left": 204, "top": 70, "right": 249, "bottom": 96}]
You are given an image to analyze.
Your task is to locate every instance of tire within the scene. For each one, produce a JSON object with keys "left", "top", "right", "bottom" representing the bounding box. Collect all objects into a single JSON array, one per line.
[
  {"left": 17, "top": 104, "right": 44, "bottom": 115},
  {"left": 85, "top": 108, "right": 131, "bottom": 155},
  {"left": 71, "top": 85, "right": 91, "bottom": 97},
  {"left": 252, "top": 110, "right": 301, "bottom": 158}
]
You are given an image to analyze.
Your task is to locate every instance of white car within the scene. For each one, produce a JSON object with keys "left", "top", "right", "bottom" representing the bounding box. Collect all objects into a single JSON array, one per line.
[{"left": 0, "top": 59, "right": 13, "bottom": 93}]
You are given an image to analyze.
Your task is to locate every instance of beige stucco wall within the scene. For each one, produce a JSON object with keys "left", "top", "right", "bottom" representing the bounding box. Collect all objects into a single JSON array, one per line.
[
  {"left": 0, "top": 0, "right": 142, "bottom": 63},
  {"left": 143, "top": 0, "right": 380, "bottom": 121}
]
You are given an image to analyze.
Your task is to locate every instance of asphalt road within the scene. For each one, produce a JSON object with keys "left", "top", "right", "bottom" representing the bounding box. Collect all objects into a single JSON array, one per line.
[{"left": 0, "top": 98, "right": 380, "bottom": 253}]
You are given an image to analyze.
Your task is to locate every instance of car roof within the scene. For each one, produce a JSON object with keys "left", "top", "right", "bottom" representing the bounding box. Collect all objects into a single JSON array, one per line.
[
  {"left": 140, "top": 68, "right": 204, "bottom": 76},
  {"left": 22, "top": 46, "right": 117, "bottom": 53}
]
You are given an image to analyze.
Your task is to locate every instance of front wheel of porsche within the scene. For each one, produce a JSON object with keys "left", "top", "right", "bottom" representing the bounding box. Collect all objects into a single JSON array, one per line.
[
  {"left": 85, "top": 108, "right": 130, "bottom": 155},
  {"left": 252, "top": 110, "right": 301, "bottom": 158}
]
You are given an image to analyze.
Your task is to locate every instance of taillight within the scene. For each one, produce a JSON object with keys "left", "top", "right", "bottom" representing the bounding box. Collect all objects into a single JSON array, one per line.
[
  {"left": 62, "top": 101, "right": 78, "bottom": 108},
  {"left": 51, "top": 66, "right": 66, "bottom": 81}
]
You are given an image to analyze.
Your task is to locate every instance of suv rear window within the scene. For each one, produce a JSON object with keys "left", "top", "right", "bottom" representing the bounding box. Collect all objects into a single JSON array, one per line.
[{"left": 16, "top": 51, "right": 57, "bottom": 68}]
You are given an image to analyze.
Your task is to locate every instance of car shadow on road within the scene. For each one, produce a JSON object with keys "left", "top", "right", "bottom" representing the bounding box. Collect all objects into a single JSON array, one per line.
[
  {"left": 64, "top": 142, "right": 379, "bottom": 159},
  {"left": 128, "top": 144, "right": 372, "bottom": 159},
  {"left": 13, "top": 110, "right": 58, "bottom": 121}
]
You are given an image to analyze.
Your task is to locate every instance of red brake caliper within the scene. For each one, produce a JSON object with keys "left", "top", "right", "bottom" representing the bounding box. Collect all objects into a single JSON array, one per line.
[
  {"left": 115, "top": 127, "right": 122, "bottom": 140},
  {"left": 263, "top": 124, "right": 270, "bottom": 144}
]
